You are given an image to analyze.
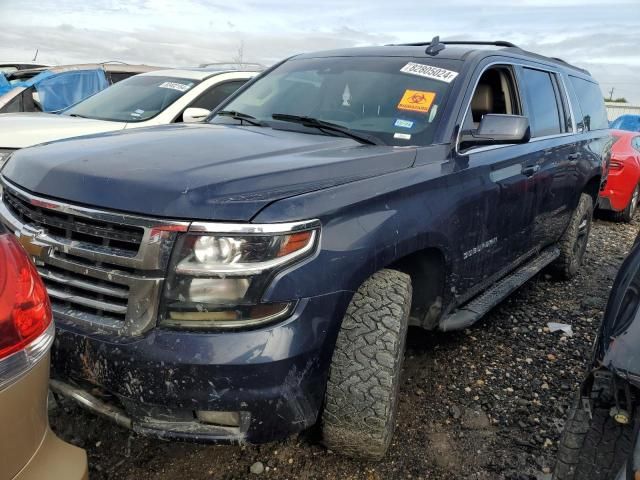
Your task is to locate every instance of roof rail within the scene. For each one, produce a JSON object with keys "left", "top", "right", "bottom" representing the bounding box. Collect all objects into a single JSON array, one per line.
[
  {"left": 389, "top": 40, "right": 519, "bottom": 49},
  {"left": 198, "top": 62, "right": 265, "bottom": 69}
]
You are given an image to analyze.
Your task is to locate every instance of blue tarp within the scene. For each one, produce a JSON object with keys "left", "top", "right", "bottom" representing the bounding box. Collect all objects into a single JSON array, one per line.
[
  {"left": 0, "top": 69, "right": 108, "bottom": 112},
  {"left": 0, "top": 73, "right": 11, "bottom": 94}
]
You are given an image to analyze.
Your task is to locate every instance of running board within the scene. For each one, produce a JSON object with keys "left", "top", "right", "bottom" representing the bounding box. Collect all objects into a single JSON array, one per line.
[{"left": 439, "top": 246, "right": 560, "bottom": 332}]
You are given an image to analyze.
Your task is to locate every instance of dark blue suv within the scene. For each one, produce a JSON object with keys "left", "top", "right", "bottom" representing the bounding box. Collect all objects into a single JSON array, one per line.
[{"left": 0, "top": 39, "right": 611, "bottom": 459}]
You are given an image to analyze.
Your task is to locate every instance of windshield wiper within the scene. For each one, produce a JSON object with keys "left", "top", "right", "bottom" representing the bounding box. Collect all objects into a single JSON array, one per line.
[
  {"left": 216, "top": 110, "right": 264, "bottom": 127},
  {"left": 66, "top": 113, "right": 88, "bottom": 118},
  {"left": 271, "top": 113, "right": 383, "bottom": 145}
]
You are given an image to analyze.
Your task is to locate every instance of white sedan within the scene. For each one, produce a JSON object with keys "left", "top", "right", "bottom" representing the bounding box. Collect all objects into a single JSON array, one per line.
[{"left": 0, "top": 68, "right": 259, "bottom": 165}]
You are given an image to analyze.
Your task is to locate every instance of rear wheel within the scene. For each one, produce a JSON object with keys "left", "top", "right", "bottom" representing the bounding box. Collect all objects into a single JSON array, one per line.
[
  {"left": 612, "top": 185, "right": 639, "bottom": 223},
  {"left": 321, "top": 269, "right": 412, "bottom": 460},
  {"left": 551, "top": 193, "right": 593, "bottom": 280},
  {"left": 554, "top": 403, "right": 634, "bottom": 479}
]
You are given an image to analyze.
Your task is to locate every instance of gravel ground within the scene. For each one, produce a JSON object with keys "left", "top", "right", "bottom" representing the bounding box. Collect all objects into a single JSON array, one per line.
[{"left": 50, "top": 217, "right": 638, "bottom": 480}]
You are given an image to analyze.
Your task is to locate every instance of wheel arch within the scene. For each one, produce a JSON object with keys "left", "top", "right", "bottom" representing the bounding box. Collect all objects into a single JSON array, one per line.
[
  {"left": 583, "top": 174, "right": 602, "bottom": 207},
  {"left": 386, "top": 245, "right": 449, "bottom": 329}
]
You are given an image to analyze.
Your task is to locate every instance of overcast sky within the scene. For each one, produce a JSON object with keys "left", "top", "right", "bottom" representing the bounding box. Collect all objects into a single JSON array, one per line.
[{"left": 1, "top": 0, "right": 638, "bottom": 102}]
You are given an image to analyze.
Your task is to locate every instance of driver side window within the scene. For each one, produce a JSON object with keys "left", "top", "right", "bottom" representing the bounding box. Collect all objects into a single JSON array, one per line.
[{"left": 462, "top": 65, "right": 521, "bottom": 132}]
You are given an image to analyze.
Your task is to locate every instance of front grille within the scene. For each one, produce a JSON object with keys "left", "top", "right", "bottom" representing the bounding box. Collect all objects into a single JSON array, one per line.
[
  {"left": 0, "top": 179, "right": 189, "bottom": 336},
  {"left": 4, "top": 188, "right": 144, "bottom": 256},
  {"left": 39, "top": 264, "right": 129, "bottom": 322}
]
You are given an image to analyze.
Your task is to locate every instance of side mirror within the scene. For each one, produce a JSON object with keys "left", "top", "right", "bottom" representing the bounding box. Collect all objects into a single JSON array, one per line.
[
  {"left": 183, "top": 107, "right": 211, "bottom": 123},
  {"left": 460, "top": 114, "right": 531, "bottom": 150}
]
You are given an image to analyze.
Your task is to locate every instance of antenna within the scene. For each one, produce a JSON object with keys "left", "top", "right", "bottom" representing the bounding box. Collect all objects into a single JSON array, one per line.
[
  {"left": 425, "top": 36, "right": 445, "bottom": 56},
  {"left": 32, "top": 49, "right": 39, "bottom": 62}
]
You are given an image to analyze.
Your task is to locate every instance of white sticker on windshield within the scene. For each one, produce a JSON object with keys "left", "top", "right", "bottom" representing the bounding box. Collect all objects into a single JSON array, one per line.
[
  {"left": 400, "top": 62, "right": 458, "bottom": 83},
  {"left": 394, "top": 133, "right": 412, "bottom": 140},
  {"left": 158, "top": 81, "right": 193, "bottom": 92}
]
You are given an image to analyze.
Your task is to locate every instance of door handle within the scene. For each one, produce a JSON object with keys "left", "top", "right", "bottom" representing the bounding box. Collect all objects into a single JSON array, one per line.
[{"left": 522, "top": 165, "right": 540, "bottom": 177}]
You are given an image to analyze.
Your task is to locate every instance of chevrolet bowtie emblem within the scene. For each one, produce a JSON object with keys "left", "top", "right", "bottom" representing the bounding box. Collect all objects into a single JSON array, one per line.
[{"left": 17, "top": 230, "right": 50, "bottom": 258}]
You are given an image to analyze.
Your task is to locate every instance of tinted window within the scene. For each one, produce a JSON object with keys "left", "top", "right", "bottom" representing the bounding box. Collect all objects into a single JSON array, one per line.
[
  {"left": 569, "top": 76, "right": 608, "bottom": 131},
  {"left": 212, "top": 56, "right": 457, "bottom": 146},
  {"left": 64, "top": 75, "right": 199, "bottom": 122},
  {"left": 522, "top": 68, "right": 562, "bottom": 137},
  {"left": 190, "top": 80, "right": 246, "bottom": 111},
  {"left": 108, "top": 72, "right": 137, "bottom": 84}
]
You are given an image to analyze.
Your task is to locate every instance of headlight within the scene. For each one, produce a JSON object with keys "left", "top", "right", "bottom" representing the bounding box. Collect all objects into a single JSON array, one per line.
[
  {"left": 0, "top": 149, "right": 15, "bottom": 172},
  {"left": 160, "top": 220, "right": 319, "bottom": 329}
]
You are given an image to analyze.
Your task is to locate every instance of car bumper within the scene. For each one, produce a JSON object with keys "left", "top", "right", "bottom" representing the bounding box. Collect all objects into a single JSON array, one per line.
[
  {"left": 598, "top": 168, "right": 638, "bottom": 212},
  {"left": 50, "top": 291, "right": 351, "bottom": 443},
  {"left": 12, "top": 429, "right": 88, "bottom": 480}
]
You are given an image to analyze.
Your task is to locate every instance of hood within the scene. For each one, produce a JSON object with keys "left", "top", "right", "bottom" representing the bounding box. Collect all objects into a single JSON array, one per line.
[
  {"left": 2, "top": 123, "right": 416, "bottom": 221},
  {"left": 0, "top": 112, "right": 124, "bottom": 149}
]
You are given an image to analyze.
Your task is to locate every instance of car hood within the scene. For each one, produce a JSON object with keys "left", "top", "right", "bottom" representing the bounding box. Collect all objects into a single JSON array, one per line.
[
  {"left": 0, "top": 112, "right": 124, "bottom": 149},
  {"left": 2, "top": 123, "right": 416, "bottom": 221}
]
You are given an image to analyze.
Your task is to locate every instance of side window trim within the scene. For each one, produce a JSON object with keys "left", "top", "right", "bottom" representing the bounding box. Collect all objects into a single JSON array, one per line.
[
  {"left": 556, "top": 73, "right": 577, "bottom": 133},
  {"left": 549, "top": 72, "right": 573, "bottom": 133}
]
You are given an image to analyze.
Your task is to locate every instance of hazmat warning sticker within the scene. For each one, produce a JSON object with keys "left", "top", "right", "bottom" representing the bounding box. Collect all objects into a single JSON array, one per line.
[
  {"left": 400, "top": 62, "right": 459, "bottom": 83},
  {"left": 158, "top": 81, "right": 193, "bottom": 92},
  {"left": 397, "top": 90, "right": 436, "bottom": 114}
]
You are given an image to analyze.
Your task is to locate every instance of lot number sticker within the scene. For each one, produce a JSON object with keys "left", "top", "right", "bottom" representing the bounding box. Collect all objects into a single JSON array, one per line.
[
  {"left": 400, "top": 62, "right": 458, "bottom": 83},
  {"left": 158, "top": 81, "right": 193, "bottom": 92},
  {"left": 397, "top": 90, "right": 436, "bottom": 114}
]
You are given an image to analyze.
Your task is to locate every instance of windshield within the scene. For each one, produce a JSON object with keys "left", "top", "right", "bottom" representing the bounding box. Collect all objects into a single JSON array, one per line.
[
  {"left": 64, "top": 75, "right": 199, "bottom": 122},
  {"left": 211, "top": 56, "right": 458, "bottom": 146},
  {"left": 611, "top": 115, "right": 640, "bottom": 133}
]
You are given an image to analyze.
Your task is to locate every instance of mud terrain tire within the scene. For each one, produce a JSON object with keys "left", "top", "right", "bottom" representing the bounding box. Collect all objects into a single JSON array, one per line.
[
  {"left": 551, "top": 193, "right": 593, "bottom": 280},
  {"left": 322, "top": 269, "right": 412, "bottom": 460}
]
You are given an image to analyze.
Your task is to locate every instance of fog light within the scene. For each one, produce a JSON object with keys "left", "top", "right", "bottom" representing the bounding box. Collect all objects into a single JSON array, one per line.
[{"left": 196, "top": 410, "right": 241, "bottom": 427}]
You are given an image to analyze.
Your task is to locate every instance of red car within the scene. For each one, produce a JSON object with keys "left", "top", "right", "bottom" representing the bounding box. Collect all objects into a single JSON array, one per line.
[{"left": 599, "top": 129, "right": 640, "bottom": 222}]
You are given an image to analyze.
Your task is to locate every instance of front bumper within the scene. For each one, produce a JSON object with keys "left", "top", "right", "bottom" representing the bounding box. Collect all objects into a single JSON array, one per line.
[{"left": 50, "top": 291, "right": 351, "bottom": 443}]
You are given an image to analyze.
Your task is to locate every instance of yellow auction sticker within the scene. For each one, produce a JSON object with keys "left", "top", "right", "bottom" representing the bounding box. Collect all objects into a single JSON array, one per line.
[{"left": 397, "top": 90, "right": 436, "bottom": 114}]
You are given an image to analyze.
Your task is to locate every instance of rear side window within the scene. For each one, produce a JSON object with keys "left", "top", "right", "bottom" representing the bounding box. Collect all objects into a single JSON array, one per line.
[
  {"left": 633, "top": 136, "right": 640, "bottom": 153},
  {"left": 190, "top": 80, "right": 246, "bottom": 111},
  {"left": 521, "top": 68, "right": 563, "bottom": 137},
  {"left": 108, "top": 72, "right": 137, "bottom": 84},
  {"left": 568, "top": 76, "right": 608, "bottom": 131}
]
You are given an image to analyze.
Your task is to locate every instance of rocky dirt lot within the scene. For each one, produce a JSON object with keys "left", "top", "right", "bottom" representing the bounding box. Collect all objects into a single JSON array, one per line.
[{"left": 50, "top": 217, "right": 638, "bottom": 480}]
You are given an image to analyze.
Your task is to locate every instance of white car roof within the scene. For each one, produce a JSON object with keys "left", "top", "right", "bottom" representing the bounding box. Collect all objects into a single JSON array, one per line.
[{"left": 139, "top": 68, "right": 261, "bottom": 81}]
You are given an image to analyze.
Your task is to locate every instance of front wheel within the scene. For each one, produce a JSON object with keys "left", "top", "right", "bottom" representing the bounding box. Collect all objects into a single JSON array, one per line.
[
  {"left": 321, "top": 268, "right": 412, "bottom": 460},
  {"left": 551, "top": 193, "right": 593, "bottom": 280}
]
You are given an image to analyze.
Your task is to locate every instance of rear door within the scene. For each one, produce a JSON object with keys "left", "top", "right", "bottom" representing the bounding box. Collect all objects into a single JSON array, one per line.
[{"left": 517, "top": 65, "right": 577, "bottom": 248}]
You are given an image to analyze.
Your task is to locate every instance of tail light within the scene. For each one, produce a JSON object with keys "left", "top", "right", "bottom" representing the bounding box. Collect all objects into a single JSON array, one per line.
[{"left": 0, "top": 233, "right": 53, "bottom": 390}]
